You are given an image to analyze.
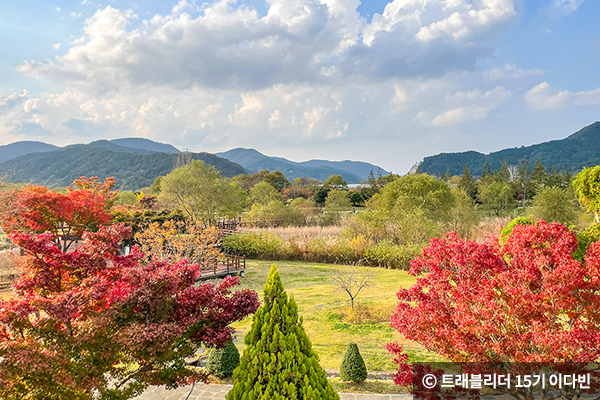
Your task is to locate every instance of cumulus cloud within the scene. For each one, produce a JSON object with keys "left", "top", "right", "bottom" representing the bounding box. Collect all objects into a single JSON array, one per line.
[
  {"left": 0, "top": 90, "right": 29, "bottom": 111},
  {"left": 524, "top": 81, "right": 600, "bottom": 110},
  {"left": 343, "top": 0, "right": 517, "bottom": 80},
  {"left": 6, "top": 0, "right": 582, "bottom": 172},
  {"left": 430, "top": 86, "right": 512, "bottom": 126},
  {"left": 17, "top": 0, "right": 519, "bottom": 91}
]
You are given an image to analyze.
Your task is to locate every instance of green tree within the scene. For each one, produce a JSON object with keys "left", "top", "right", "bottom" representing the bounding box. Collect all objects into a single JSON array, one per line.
[
  {"left": 443, "top": 188, "right": 479, "bottom": 239},
  {"left": 149, "top": 176, "right": 163, "bottom": 195},
  {"left": 259, "top": 170, "right": 290, "bottom": 191},
  {"left": 498, "top": 157, "right": 510, "bottom": 182},
  {"left": 530, "top": 186, "right": 578, "bottom": 226},
  {"left": 530, "top": 157, "right": 548, "bottom": 192},
  {"left": 114, "top": 191, "right": 137, "bottom": 206},
  {"left": 339, "top": 343, "right": 367, "bottom": 383},
  {"left": 248, "top": 181, "right": 284, "bottom": 207},
  {"left": 480, "top": 161, "right": 492, "bottom": 183},
  {"left": 573, "top": 165, "right": 600, "bottom": 223},
  {"left": 228, "top": 266, "right": 339, "bottom": 400},
  {"left": 479, "top": 180, "right": 517, "bottom": 216},
  {"left": 375, "top": 174, "right": 454, "bottom": 223},
  {"left": 323, "top": 174, "right": 348, "bottom": 189},
  {"left": 513, "top": 160, "right": 531, "bottom": 207},
  {"left": 246, "top": 201, "right": 305, "bottom": 227},
  {"left": 324, "top": 190, "right": 352, "bottom": 211},
  {"left": 207, "top": 341, "right": 240, "bottom": 379},
  {"left": 158, "top": 160, "right": 243, "bottom": 226},
  {"left": 458, "top": 165, "right": 478, "bottom": 200},
  {"left": 312, "top": 186, "right": 331, "bottom": 205}
]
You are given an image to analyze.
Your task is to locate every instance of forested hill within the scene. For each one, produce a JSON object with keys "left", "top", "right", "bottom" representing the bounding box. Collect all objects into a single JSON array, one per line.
[
  {"left": 0, "top": 141, "right": 58, "bottom": 162},
  {"left": 0, "top": 140, "right": 246, "bottom": 190},
  {"left": 216, "top": 148, "right": 388, "bottom": 183},
  {"left": 419, "top": 121, "right": 600, "bottom": 177}
]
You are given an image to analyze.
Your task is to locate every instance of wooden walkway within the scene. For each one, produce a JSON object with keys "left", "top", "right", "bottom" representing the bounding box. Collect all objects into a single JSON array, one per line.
[{"left": 197, "top": 255, "right": 246, "bottom": 281}]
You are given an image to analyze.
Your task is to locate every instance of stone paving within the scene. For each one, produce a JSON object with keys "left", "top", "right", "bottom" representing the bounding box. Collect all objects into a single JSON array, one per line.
[{"left": 135, "top": 383, "right": 410, "bottom": 400}]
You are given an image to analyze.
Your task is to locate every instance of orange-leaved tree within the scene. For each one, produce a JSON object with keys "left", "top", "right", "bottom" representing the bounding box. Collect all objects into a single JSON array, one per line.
[{"left": 1, "top": 179, "right": 115, "bottom": 252}]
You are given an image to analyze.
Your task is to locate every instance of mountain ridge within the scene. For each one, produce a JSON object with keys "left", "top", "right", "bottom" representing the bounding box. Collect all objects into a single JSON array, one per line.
[
  {"left": 0, "top": 140, "right": 245, "bottom": 190},
  {"left": 216, "top": 148, "right": 387, "bottom": 183},
  {"left": 418, "top": 121, "right": 600, "bottom": 177}
]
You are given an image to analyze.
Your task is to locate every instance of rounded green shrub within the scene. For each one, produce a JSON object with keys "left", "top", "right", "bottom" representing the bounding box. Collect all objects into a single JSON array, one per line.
[
  {"left": 339, "top": 343, "right": 367, "bottom": 383},
  {"left": 206, "top": 341, "right": 240, "bottom": 379}
]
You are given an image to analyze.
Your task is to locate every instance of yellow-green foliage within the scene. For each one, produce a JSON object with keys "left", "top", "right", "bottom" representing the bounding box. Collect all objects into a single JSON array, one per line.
[
  {"left": 228, "top": 265, "right": 339, "bottom": 400},
  {"left": 223, "top": 233, "right": 420, "bottom": 269}
]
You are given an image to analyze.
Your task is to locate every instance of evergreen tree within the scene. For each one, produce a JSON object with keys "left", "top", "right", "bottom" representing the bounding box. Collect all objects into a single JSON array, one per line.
[
  {"left": 514, "top": 160, "right": 531, "bottom": 207},
  {"left": 207, "top": 341, "right": 240, "bottom": 379},
  {"left": 530, "top": 157, "right": 547, "bottom": 191},
  {"left": 458, "top": 165, "right": 478, "bottom": 200},
  {"left": 339, "top": 344, "right": 367, "bottom": 383},
  {"left": 498, "top": 157, "right": 510, "bottom": 182},
  {"left": 480, "top": 161, "right": 493, "bottom": 185},
  {"left": 227, "top": 265, "right": 339, "bottom": 400}
]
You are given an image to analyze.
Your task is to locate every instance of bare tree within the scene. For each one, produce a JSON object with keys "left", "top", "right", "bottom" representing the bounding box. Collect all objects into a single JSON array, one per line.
[{"left": 331, "top": 268, "right": 375, "bottom": 310}]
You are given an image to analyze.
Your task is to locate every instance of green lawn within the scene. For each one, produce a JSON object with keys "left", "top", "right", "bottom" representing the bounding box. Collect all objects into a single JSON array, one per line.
[{"left": 230, "top": 259, "right": 443, "bottom": 373}]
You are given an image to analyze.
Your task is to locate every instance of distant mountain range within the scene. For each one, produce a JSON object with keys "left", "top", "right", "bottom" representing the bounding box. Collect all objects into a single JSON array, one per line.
[
  {"left": 0, "top": 138, "right": 387, "bottom": 189},
  {"left": 0, "top": 141, "right": 59, "bottom": 162},
  {"left": 0, "top": 139, "right": 244, "bottom": 190},
  {"left": 419, "top": 122, "right": 600, "bottom": 177},
  {"left": 216, "top": 148, "right": 387, "bottom": 183}
]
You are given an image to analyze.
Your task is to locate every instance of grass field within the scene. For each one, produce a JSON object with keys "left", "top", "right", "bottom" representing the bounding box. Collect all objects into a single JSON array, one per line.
[{"left": 230, "top": 259, "right": 443, "bottom": 373}]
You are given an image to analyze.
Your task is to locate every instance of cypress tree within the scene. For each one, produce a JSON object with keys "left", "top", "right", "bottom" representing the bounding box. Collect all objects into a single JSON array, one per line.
[
  {"left": 207, "top": 341, "right": 240, "bottom": 379},
  {"left": 339, "top": 343, "right": 367, "bottom": 383},
  {"left": 227, "top": 265, "right": 339, "bottom": 400}
]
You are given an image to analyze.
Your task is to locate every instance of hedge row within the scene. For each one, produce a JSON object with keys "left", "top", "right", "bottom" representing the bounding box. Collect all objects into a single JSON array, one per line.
[{"left": 222, "top": 233, "right": 420, "bottom": 270}]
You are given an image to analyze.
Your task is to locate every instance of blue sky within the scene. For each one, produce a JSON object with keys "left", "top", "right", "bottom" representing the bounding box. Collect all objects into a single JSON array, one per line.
[{"left": 0, "top": 0, "right": 599, "bottom": 173}]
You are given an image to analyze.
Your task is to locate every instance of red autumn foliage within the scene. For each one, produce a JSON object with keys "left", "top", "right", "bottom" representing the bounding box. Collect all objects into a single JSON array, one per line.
[
  {"left": 389, "top": 221, "right": 600, "bottom": 385},
  {"left": 1, "top": 184, "right": 113, "bottom": 252},
  {"left": 0, "top": 185, "right": 260, "bottom": 399}
]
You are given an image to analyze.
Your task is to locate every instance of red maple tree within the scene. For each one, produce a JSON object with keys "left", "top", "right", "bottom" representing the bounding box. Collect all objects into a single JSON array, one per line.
[
  {"left": 2, "top": 183, "right": 113, "bottom": 252},
  {"left": 0, "top": 185, "right": 260, "bottom": 399},
  {"left": 389, "top": 221, "right": 600, "bottom": 396}
]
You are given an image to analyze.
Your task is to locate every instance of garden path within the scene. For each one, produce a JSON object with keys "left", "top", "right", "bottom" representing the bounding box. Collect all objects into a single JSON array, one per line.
[{"left": 136, "top": 383, "right": 409, "bottom": 400}]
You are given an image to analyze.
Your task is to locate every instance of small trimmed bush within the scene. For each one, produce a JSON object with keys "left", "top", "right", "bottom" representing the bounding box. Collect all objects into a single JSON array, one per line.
[
  {"left": 206, "top": 341, "right": 240, "bottom": 379},
  {"left": 339, "top": 343, "right": 367, "bottom": 383}
]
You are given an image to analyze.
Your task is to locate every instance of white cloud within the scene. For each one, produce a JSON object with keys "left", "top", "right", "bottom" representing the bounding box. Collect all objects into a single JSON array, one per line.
[
  {"left": 485, "top": 64, "right": 543, "bottom": 81},
  {"left": 52, "top": 43, "right": 61, "bottom": 50},
  {"left": 431, "top": 86, "right": 512, "bottom": 126},
  {"left": 18, "top": 0, "right": 520, "bottom": 92},
  {"left": 228, "top": 94, "right": 264, "bottom": 128},
  {"left": 524, "top": 81, "right": 600, "bottom": 110},
  {"left": 0, "top": 90, "right": 28, "bottom": 108},
  {"left": 363, "top": 0, "right": 516, "bottom": 45},
  {"left": 549, "top": 0, "right": 585, "bottom": 17},
  {"left": 8, "top": 0, "right": 594, "bottom": 173}
]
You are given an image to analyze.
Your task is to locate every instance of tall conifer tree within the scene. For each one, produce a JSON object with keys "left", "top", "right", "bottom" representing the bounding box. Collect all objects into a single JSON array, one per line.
[{"left": 227, "top": 265, "right": 339, "bottom": 400}]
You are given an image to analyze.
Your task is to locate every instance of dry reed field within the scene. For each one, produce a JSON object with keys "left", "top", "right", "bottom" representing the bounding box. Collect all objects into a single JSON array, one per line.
[
  {"left": 472, "top": 216, "right": 512, "bottom": 242},
  {"left": 239, "top": 225, "right": 344, "bottom": 240}
]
